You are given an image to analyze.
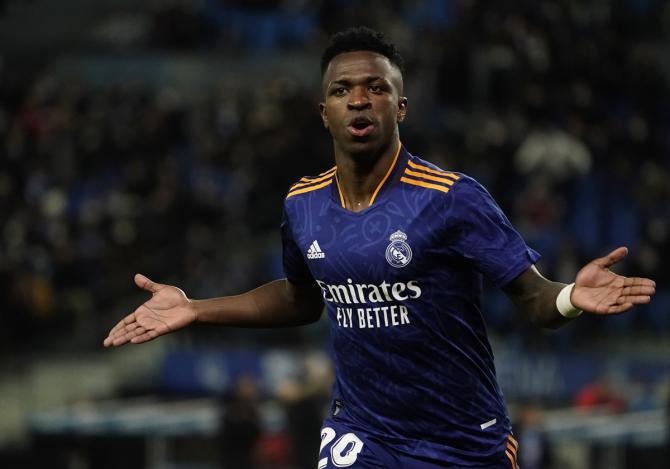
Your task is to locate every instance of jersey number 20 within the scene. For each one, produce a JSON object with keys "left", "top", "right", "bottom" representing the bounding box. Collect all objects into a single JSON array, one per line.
[{"left": 318, "top": 426, "right": 364, "bottom": 468}]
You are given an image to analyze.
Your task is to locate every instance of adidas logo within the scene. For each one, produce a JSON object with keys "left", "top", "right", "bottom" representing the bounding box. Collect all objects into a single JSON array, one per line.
[{"left": 307, "top": 240, "right": 325, "bottom": 259}]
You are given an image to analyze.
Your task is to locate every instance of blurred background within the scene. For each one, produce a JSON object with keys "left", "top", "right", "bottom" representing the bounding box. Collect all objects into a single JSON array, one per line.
[{"left": 1, "top": 0, "right": 669, "bottom": 468}]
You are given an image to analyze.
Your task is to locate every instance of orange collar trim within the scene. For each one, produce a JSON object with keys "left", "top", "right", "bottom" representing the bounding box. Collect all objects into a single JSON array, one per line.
[{"left": 335, "top": 141, "right": 402, "bottom": 209}]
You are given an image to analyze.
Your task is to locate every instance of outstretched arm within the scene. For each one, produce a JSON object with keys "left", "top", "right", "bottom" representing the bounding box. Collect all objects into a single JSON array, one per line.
[
  {"left": 103, "top": 274, "right": 324, "bottom": 347},
  {"left": 503, "top": 247, "right": 656, "bottom": 329}
]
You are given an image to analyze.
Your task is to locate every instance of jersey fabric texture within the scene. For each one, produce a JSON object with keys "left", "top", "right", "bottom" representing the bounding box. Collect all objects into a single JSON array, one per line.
[{"left": 281, "top": 144, "right": 537, "bottom": 467}]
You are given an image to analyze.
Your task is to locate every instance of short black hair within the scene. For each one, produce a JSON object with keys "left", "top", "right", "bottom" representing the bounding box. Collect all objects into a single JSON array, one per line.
[{"left": 321, "top": 26, "right": 404, "bottom": 76}]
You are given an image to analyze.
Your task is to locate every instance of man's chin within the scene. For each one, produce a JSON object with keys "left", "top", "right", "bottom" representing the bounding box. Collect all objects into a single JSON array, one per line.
[
  {"left": 333, "top": 131, "right": 391, "bottom": 158},
  {"left": 344, "top": 137, "right": 379, "bottom": 153}
]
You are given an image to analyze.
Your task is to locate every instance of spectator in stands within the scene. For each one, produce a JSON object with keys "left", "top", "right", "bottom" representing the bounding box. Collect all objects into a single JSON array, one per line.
[{"left": 574, "top": 373, "right": 627, "bottom": 414}]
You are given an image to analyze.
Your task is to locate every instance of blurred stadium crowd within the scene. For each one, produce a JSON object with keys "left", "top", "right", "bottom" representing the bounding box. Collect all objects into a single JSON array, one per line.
[
  {"left": 2, "top": 0, "right": 670, "bottom": 468},
  {"left": 2, "top": 0, "right": 669, "bottom": 354}
]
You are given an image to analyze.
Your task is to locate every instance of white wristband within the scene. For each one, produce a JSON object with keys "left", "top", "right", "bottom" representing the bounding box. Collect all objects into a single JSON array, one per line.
[{"left": 556, "top": 283, "right": 583, "bottom": 318}]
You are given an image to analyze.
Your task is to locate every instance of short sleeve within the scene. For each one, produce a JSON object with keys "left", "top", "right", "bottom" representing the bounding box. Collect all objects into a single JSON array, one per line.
[
  {"left": 281, "top": 207, "right": 313, "bottom": 284},
  {"left": 445, "top": 177, "right": 540, "bottom": 287}
]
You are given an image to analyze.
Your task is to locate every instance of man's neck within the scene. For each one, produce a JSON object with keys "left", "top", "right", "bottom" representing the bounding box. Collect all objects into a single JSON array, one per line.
[{"left": 334, "top": 138, "right": 400, "bottom": 212}]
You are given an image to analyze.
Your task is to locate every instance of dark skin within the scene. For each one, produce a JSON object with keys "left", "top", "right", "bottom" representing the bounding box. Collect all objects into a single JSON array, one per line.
[
  {"left": 319, "top": 51, "right": 407, "bottom": 210},
  {"left": 104, "top": 51, "right": 655, "bottom": 347}
]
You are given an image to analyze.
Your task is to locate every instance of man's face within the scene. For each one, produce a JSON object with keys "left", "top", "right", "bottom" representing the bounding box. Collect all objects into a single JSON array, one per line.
[{"left": 320, "top": 51, "right": 407, "bottom": 155}]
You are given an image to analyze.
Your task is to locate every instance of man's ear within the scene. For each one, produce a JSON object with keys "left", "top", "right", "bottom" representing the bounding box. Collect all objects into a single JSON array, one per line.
[
  {"left": 319, "top": 103, "right": 329, "bottom": 128},
  {"left": 397, "top": 97, "right": 408, "bottom": 123}
]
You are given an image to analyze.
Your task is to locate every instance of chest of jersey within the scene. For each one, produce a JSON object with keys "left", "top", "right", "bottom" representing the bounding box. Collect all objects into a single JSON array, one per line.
[
  {"left": 286, "top": 186, "right": 472, "bottom": 342},
  {"left": 289, "top": 191, "right": 447, "bottom": 289}
]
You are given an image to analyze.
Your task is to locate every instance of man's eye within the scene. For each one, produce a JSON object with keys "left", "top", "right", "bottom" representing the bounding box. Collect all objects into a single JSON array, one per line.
[
  {"left": 369, "top": 85, "right": 382, "bottom": 93},
  {"left": 334, "top": 88, "right": 347, "bottom": 96}
]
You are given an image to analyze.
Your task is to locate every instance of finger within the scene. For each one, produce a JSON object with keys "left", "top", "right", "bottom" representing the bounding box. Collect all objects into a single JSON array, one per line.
[
  {"left": 104, "top": 304, "right": 153, "bottom": 346},
  {"left": 621, "top": 285, "right": 656, "bottom": 296},
  {"left": 104, "top": 336, "right": 117, "bottom": 347},
  {"left": 106, "top": 326, "right": 142, "bottom": 346},
  {"left": 135, "top": 273, "right": 161, "bottom": 294},
  {"left": 107, "top": 311, "right": 140, "bottom": 338},
  {"left": 111, "top": 325, "right": 149, "bottom": 346},
  {"left": 592, "top": 247, "right": 628, "bottom": 269},
  {"left": 108, "top": 335, "right": 132, "bottom": 347},
  {"left": 130, "top": 329, "right": 160, "bottom": 344},
  {"left": 116, "top": 321, "right": 143, "bottom": 337},
  {"left": 616, "top": 295, "right": 652, "bottom": 305},
  {"left": 105, "top": 333, "right": 132, "bottom": 347},
  {"left": 623, "top": 277, "right": 656, "bottom": 289},
  {"left": 105, "top": 317, "right": 136, "bottom": 344},
  {"left": 105, "top": 322, "right": 126, "bottom": 342},
  {"left": 606, "top": 303, "right": 634, "bottom": 314},
  {"left": 130, "top": 317, "right": 172, "bottom": 344}
]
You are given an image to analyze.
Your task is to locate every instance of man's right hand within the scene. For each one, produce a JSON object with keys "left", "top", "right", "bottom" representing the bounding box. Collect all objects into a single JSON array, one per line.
[{"left": 103, "top": 274, "right": 197, "bottom": 347}]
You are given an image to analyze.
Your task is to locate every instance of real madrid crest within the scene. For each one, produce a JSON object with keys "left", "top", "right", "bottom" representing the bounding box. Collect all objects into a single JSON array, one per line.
[{"left": 386, "top": 230, "right": 412, "bottom": 268}]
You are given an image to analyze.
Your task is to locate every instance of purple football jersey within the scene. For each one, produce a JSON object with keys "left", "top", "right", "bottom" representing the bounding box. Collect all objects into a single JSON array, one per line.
[{"left": 281, "top": 144, "right": 537, "bottom": 466}]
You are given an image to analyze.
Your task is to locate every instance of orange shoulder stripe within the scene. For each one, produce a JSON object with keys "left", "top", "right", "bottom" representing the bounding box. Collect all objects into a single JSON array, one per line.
[
  {"left": 286, "top": 178, "right": 333, "bottom": 198},
  {"left": 506, "top": 443, "right": 517, "bottom": 458},
  {"left": 404, "top": 168, "right": 455, "bottom": 186},
  {"left": 291, "top": 167, "right": 337, "bottom": 190},
  {"left": 400, "top": 176, "right": 450, "bottom": 193},
  {"left": 318, "top": 166, "right": 337, "bottom": 176},
  {"left": 407, "top": 160, "right": 460, "bottom": 180},
  {"left": 506, "top": 434, "right": 518, "bottom": 468},
  {"left": 505, "top": 450, "right": 516, "bottom": 468}
]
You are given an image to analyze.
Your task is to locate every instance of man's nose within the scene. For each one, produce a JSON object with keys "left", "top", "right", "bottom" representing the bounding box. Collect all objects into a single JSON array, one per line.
[{"left": 347, "top": 87, "right": 371, "bottom": 110}]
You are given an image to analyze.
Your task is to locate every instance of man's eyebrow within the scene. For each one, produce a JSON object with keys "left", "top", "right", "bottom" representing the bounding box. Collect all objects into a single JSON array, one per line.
[
  {"left": 327, "top": 76, "right": 388, "bottom": 88},
  {"left": 328, "top": 79, "right": 352, "bottom": 88}
]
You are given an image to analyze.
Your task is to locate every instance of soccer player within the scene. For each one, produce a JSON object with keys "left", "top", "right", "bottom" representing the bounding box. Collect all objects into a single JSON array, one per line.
[{"left": 104, "top": 27, "right": 656, "bottom": 468}]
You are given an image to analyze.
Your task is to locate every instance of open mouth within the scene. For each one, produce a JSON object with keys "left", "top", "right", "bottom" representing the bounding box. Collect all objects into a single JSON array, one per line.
[{"left": 348, "top": 117, "right": 375, "bottom": 137}]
